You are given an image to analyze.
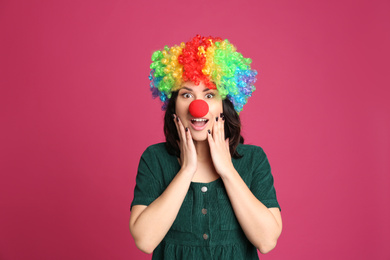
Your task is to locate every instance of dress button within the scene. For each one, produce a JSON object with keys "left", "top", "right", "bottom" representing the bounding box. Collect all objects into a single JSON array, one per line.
[
  {"left": 203, "top": 233, "right": 208, "bottom": 240},
  {"left": 201, "top": 208, "right": 207, "bottom": 215},
  {"left": 201, "top": 186, "right": 208, "bottom": 193}
]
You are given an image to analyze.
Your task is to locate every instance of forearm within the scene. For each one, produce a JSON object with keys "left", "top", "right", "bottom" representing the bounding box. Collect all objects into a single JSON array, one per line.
[
  {"left": 221, "top": 169, "right": 282, "bottom": 254},
  {"left": 130, "top": 168, "right": 193, "bottom": 253}
]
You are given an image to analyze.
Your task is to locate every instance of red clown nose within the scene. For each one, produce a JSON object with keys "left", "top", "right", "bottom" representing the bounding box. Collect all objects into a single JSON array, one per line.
[{"left": 189, "top": 99, "right": 209, "bottom": 118}]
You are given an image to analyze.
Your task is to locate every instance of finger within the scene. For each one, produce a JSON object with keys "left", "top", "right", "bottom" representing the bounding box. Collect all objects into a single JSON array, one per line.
[
  {"left": 220, "top": 113, "right": 225, "bottom": 141},
  {"left": 185, "top": 127, "right": 195, "bottom": 149},
  {"left": 176, "top": 116, "right": 187, "bottom": 145},
  {"left": 220, "top": 112, "right": 225, "bottom": 121},
  {"left": 174, "top": 114, "right": 186, "bottom": 146},
  {"left": 225, "top": 137, "right": 230, "bottom": 152},
  {"left": 213, "top": 116, "right": 220, "bottom": 142},
  {"left": 173, "top": 114, "right": 183, "bottom": 142},
  {"left": 216, "top": 115, "right": 224, "bottom": 143},
  {"left": 207, "top": 128, "right": 214, "bottom": 148}
]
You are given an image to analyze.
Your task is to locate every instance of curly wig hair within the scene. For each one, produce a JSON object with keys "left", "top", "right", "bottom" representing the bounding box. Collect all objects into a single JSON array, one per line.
[{"left": 149, "top": 35, "right": 257, "bottom": 113}]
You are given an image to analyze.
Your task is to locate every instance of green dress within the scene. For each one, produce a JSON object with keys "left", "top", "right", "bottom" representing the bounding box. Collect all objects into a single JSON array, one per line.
[{"left": 131, "top": 143, "right": 280, "bottom": 259}]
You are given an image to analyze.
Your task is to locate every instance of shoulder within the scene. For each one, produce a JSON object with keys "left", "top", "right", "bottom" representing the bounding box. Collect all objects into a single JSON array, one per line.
[
  {"left": 140, "top": 142, "right": 172, "bottom": 158},
  {"left": 232, "top": 144, "right": 273, "bottom": 184},
  {"left": 143, "top": 142, "right": 168, "bottom": 154},
  {"left": 236, "top": 143, "right": 266, "bottom": 158},
  {"left": 233, "top": 143, "right": 269, "bottom": 170},
  {"left": 139, "top": 142, "right": 175, "bottom": 166},
  {"left": 137, "top": 143, "right": 178, "bottom": 183}
]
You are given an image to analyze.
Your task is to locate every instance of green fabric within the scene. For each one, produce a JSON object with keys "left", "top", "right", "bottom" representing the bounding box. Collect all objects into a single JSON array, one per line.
[{"left": 131, "top": 143, "right": 280, "bottom": 260}]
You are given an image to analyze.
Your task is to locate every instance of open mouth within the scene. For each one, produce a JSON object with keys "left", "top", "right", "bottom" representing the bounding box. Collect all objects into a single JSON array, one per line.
[{"left": 190, "top": 118, "right": 209, "bottom": 129}]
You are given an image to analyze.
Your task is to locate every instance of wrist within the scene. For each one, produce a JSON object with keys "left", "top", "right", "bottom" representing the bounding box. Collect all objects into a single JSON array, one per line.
[
  {"left": 218, "top": 164, "right": 237, "bottom": 180},
  {"left": 180, "top": 164, "right": 197, "bottom": 176}
]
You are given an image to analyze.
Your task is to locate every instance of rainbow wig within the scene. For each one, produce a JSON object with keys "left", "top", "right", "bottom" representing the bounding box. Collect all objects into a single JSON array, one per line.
[{"left": 148, "top": 35, "right": 257, "bottom": 113}]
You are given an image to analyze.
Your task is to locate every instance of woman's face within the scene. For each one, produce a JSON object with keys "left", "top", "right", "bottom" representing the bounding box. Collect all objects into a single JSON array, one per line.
[{"left": 175, "top": 81, "right": 223, "bottom": 142}]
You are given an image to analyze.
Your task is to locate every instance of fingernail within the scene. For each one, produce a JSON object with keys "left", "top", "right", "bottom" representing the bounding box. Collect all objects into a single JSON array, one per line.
[
  {"left": 220, "top": 113, "right": 223, "bottom": 118},
  {"left": 222, "top": 116, "right": 225, "bottom": 121},
  {"left": 208, "top": 129, "right": 211, "bottom": 134},
  {"left": 172, "top": 114, "right": 175, "bottom": 119},
  {"left": 176, "top": 117, "right": 179, "bottom": 122},
  {"left": 216, "top": 117, "right": 218, "bottom": 122},
  {"left": 185, "top": 127, "right": 188, "bottom": 132}
]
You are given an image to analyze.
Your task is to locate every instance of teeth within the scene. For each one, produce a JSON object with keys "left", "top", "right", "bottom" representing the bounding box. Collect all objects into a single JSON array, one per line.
[{"left": 191, "top": 118, "right": 208, "bottom": 122}]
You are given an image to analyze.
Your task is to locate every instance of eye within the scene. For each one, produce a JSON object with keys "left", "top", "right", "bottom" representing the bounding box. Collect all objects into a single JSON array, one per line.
[
  {"left": 205, "top": 93, "right": 214, "bottom": 99},
  {"left": 182, "top": 93, "right": 193, "bottom": 98}
]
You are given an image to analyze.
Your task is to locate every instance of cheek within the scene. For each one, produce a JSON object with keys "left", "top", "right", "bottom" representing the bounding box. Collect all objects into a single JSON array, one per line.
[
  {"left": 175, "top": 100, "right": 183, "bottom": 112},
  {"left": 208, "top": 101, "right": 223, "bottom": 115},
  {"left": 175, "top": 101, "right": 189, "bottom": 116}
]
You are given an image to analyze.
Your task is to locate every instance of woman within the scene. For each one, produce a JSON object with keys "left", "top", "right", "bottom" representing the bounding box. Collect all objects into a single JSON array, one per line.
[{"left": 130, "top": 35, "right": 282, "bottom": 259}]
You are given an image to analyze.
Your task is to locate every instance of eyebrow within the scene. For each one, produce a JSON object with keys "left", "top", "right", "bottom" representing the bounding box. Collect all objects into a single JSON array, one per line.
[{"left": 181, "top": 87, "right": 214, "bottom": 92}]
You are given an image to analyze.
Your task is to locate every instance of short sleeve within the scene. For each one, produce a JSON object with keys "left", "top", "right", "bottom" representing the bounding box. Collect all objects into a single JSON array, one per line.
[
  {"left": 130, "top": 147, "right": 164, "bottom": 210},
  {"left": 250, "top": 147, "right": 281, "bottom": 211}
]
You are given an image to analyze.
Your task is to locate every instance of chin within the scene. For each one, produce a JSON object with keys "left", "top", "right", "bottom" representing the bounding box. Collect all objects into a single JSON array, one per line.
[{"left": 190, "top": 131, "right": 208, "bottom": 142}]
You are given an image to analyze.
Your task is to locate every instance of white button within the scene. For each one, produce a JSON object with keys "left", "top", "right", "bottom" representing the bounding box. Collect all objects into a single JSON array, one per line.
[
  {"left": 202, "top": 208, "right": 207, "bottom": 215},
  {"left": 203, "top": 233, "right": 208, "bottom": 240},
  {"left": 201, "top": 186, "right": 208, "bottom": 193}
]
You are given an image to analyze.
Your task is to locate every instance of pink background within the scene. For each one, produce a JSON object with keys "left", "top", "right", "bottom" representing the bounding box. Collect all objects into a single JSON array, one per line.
[{"left": 1, "top": 0, "right": 389, "bottom": 259}]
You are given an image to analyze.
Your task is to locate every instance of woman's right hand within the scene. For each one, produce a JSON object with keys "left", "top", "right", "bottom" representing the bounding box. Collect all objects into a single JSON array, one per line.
[
  {"left": 173, "top": 114, "right": 197, "bottom": 175},
  {"left": 130, "top": 115, "right": 197, "bottom": 254}
]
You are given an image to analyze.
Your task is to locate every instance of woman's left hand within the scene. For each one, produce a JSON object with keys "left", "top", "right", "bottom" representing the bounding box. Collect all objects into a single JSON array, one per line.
[{"left": 207, "top": 113, "right": 235, "bottom": 177}]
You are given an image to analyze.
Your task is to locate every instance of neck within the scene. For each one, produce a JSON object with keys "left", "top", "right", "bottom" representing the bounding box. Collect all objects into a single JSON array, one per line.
[{"left": 193, "top": 140, "right": 212, "bottom": 163}]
